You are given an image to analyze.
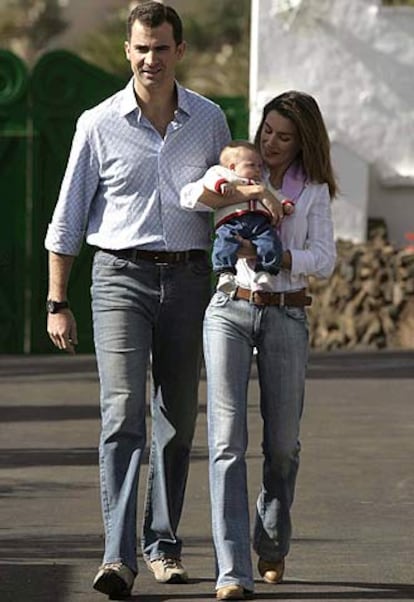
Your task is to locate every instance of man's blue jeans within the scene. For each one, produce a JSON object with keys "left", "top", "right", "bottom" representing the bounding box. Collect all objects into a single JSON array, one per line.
[
  {"left": 203, "top": 291, "right": 309, "bottom": 591},
  {"left": 91, "top": 250, "right": 211, "bottom": 574}
]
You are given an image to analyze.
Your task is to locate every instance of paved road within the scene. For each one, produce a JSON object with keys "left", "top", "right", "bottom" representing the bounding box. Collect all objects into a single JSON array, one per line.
[{"left": 0, "top": 351, "right": 413, "bottom": 601}]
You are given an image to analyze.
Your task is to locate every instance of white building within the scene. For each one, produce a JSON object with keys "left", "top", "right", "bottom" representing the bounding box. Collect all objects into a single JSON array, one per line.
[{"left": 250, "top": 0, "right": 414, "bottom": 247}]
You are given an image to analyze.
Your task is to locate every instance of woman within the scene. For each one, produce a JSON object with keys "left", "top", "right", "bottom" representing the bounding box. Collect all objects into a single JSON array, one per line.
[{"left": 182, "top": 91, "right": 337, "bottom": 600}]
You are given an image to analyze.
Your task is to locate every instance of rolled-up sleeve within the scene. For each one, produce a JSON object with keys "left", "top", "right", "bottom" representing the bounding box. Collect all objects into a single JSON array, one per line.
[
  {"left": 45, "top": 113, "right": 99, "bottom": 256},
  {"left": 180, "top": 178, "right": 214, "bottom": 212}
]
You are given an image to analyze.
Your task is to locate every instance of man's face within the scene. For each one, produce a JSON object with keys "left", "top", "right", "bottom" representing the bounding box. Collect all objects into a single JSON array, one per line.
[{"left": 124, "top": 20, "right": 186, "bottom": 92}]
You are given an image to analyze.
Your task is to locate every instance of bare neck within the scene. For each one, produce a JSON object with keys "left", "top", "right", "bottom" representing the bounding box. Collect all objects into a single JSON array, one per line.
[
  {"left": 134, "top": 81, "right": 177, "bottom": 137},
  {"left": 268, "top": 169, "right": 285, "bottom": 190}
]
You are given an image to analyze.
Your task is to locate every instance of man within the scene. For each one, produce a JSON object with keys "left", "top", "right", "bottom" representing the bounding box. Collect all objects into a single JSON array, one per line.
[{"left": 45, "top": 2, "right": 231, "bottom": 598}]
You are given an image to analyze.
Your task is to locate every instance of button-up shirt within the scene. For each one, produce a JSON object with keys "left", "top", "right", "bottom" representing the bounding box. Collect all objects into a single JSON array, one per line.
[{"left": 45, "top": 79, "right": 231, "bottom": 255}]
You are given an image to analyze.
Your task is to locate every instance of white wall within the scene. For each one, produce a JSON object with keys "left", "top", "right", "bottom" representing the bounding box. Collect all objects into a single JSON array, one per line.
[
  {"left": 331, "top": 142, "right": 369, "bottom": 242},
  {"left": 250, "top": 0, "right": 414, "bottom": 247}
]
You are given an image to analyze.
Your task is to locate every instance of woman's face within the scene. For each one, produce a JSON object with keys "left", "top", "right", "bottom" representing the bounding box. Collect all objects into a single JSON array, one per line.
[{"left": 259, "top": 110, "right": 301, "bottom": 173}]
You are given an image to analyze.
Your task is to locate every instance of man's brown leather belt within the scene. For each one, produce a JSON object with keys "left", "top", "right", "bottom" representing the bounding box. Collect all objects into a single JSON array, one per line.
[
  {"left": 234, "top": 287, "right": 312, "bottom": 307},
  {"left": 101, "top": 248, "right": 207, "bottom": 264}
]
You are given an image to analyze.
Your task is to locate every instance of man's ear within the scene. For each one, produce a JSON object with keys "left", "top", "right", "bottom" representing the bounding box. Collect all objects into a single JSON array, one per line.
[
  {"left": 124, "top": 40, "right": 131, "bottom": 61},
  {"left": 229, "top": 162, "right": 236, "bottom": 171},
  {"left": 176, "top": 40, "right": 187, "bottom": 60}
]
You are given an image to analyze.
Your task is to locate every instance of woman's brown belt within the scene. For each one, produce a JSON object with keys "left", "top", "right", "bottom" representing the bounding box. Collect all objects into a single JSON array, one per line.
[{"left": 233, "top": 287, "right": 312, "bottom": 307}]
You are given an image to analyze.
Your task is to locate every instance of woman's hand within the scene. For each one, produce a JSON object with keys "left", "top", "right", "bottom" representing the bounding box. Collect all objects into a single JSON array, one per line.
[
  {"left": 236, "top": 236, "right": 256, "bottom": 258},
  {"left": 260, "top": 187, "right": 284, "bottom": 225},
  {"left": 236, "top": 238, "right": 292, "bottom": 271}
]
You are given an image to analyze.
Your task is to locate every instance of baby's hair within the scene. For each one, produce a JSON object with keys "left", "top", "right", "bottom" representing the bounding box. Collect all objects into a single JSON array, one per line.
[{"left": 220, "top": 140, "right": 260, "bottom": 168}]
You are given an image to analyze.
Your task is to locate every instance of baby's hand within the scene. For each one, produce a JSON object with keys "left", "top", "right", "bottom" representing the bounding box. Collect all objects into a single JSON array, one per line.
[{"left": 282, "top": 200, "right": 295, "bottom": 215}]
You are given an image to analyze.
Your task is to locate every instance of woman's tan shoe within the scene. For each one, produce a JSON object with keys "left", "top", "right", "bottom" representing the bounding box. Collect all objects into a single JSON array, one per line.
[
  {"left": 257, "top": 557, "right": 285, "bottom": 584},
  {"left": 216, "top": 584, "right": 254, "bottom": 600}
]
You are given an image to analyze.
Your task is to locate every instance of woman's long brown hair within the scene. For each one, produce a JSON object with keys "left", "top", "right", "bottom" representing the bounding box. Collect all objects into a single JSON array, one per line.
[{"left": 254, "top": 91, "right": 338, "bottom": 199}]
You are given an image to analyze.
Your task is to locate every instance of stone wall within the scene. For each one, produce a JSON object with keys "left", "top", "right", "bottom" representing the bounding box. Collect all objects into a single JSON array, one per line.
[{"left": 308, "top": 236, "right": 414, "bottom": 350}]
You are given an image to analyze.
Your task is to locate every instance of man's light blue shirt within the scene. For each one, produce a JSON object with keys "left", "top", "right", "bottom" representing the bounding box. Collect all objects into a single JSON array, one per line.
[{"left": 45, "top": 79, "right": 231, "bottom": 255}]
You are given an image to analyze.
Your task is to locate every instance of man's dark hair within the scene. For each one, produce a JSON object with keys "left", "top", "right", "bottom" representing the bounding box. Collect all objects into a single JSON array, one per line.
[{"left": 127, "top": 2, "right": 183, "bottom": 45}]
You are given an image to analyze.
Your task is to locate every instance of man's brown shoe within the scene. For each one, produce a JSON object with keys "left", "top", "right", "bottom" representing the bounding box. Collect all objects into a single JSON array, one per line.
[
  {"left": 216, "top": 585, "right": 254, "bottom": 600},
  {"left": 257, "top": 557, "right": 285, "bottom": 584}
]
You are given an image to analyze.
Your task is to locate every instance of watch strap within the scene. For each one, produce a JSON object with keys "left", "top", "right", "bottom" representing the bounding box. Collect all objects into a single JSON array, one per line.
[{"left": 46, "top": 299, "right": 69, "bottom": 313}]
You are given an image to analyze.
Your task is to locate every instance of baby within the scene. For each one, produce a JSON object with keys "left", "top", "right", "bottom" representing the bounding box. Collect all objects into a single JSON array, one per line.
[{"left": 203, "top": 140, "right": 294, "bottom": 293}]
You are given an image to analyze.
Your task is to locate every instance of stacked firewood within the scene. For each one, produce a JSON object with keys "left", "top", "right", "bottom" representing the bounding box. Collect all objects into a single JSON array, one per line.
[{"left": 307, "top": 235, "right": 414, "bottom": 350}]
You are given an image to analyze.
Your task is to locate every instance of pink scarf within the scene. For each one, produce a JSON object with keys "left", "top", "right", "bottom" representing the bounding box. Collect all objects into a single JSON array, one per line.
[{"left": 280, "top": 160, "right": 307, "bottom": 202}]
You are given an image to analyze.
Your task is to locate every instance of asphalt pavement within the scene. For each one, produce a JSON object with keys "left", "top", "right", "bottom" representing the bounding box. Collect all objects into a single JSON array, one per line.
[{"left": 1, "top": 351, "right": 413, "bottom": 602}]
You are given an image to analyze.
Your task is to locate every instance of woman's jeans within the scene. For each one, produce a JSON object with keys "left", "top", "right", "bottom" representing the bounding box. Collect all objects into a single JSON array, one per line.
[
  {"left": 203, "top": 291, "right": 309, "bottom": 591},
  {"left": 91, "top": 250, "right": 211, "bottom": 574}
]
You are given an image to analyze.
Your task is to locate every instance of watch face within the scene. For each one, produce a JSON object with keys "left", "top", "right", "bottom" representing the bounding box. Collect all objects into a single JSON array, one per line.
[{"left": 46, "top": 300, "right": 68, "bottom": 313}]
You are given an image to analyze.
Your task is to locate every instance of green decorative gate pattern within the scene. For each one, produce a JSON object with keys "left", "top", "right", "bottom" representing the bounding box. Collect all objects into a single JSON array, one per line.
[{"left": 0, "top": 49, "right": 248, "bottom": 354}]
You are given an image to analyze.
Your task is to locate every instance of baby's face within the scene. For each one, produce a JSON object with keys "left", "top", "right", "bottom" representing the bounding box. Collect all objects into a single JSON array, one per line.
[{"left": 233, "top": 149, "right": 263, "bottom": 180}]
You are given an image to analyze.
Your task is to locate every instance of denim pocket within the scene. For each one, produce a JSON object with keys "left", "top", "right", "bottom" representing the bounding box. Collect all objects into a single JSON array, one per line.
[
  {"left": 188, "top": 254, "right": 211, "bottom": 277},
  {"left": 93, "top": 250, "right": 129, "bottom": 275},
  {"left": 284, "top": 306, "right": 307, "bottom": 322},
  {"left": 208, "top": 291, "right": 230, "bottom": 308}
]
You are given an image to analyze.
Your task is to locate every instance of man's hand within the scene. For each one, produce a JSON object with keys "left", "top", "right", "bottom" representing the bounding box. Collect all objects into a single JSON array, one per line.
[{"left": 47, "top": 309, "right": 78, "bottom": 355}]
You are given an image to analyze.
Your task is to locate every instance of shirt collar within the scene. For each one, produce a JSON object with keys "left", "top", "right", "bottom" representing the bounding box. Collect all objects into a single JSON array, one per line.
[
  {"left": 264, "top": 160, "right": 308, "bottom": 202},
  {"left": 119, "top": 78, "right": 139, "bottom": 116},
  {"left": 175, "top": 83, "right": 191, "bottom": 117},
  {"left": 118, "top": 78, "right": 191, "bottom": 119}
]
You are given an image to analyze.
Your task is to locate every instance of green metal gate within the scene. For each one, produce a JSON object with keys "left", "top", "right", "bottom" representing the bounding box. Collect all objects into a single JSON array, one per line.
[
  {"left": 0, "top": 51, "right": 29, "bottom": 354},
  {"left": 0, "top": 49, "right": 248, "bottom": 354}
]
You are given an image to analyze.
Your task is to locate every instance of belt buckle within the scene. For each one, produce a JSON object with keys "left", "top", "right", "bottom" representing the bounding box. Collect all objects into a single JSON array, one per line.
[
  {"left": 279, "top": 292, "right": 285, "bottom": 307},
  {"left": 154, "top": 254, "right": 169, "bottom": 266}
]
